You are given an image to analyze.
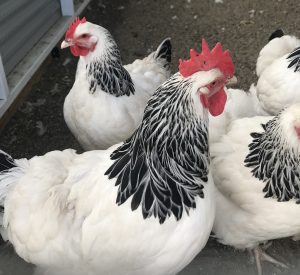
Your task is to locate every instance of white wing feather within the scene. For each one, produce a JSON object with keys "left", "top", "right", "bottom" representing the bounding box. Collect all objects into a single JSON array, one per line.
[
  {"left": 212, "top": 116, "right": 300, "bottom": 249},
  {"left": 0, "top": 146, "right": 213, "bottom": 275}
]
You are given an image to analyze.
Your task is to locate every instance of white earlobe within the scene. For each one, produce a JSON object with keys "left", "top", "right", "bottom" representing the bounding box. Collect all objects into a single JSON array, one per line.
[
  {"left": 90, "top": 36, "right": 98, "bottom": 44},
  {"left": 199, "top": 87, "right": 209, "bottom": 95}
]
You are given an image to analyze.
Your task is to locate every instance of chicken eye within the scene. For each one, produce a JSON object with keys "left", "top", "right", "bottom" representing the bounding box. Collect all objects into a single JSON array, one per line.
[
  {"left": 211, "top": 81, "right": 216, "bottom": 86},
  {"left": 81, "top": 34, "right": 88, "bottom": 39}
]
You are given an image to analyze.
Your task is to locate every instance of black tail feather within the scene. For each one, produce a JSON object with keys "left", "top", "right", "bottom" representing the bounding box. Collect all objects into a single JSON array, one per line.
[
  {"left": 0, "top": 151, "right": 15, "bottom": 172},
  {"left": 154, "top": 38, "right": 172, "bottom": 69},
  {"left": 268, "top": 29, "right": 284, "bottom": 41}
]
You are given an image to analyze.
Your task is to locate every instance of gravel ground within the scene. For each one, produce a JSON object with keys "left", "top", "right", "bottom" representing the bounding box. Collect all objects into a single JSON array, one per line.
[{"left": 1, "top": 0, "right": 300, "bottom": 274}]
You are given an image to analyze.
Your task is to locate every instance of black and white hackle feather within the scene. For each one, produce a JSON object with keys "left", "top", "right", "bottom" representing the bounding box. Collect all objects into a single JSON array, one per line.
[
  {"left": 105, "top": 74, "right": 209, "bottom": 224},
  {"left": 287, "top": 46, "right": 300, "bottom": 72},
  {"left": 0, "top": 151, "right": 15, "bottom": 172},
  {"left": 87, "top": 30, "right": 135, "bottom": 96},
  {"left": 87, "top": 34, "right": 172, "bottom": 97},
  {"left": 245, "top": 115, "right": 300, "bottom": 202}
]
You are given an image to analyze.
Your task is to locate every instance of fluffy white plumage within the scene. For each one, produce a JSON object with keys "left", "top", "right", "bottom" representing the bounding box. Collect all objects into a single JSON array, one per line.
[
  {"left": 255, "top": 31, "right": 300, "bottom": 115},
  {"left": 0, "top": 66, "right": 232, "bottom": 275},
  {"left": 209, "top": 85, "right": 268, "bottom": 144},
  {"left": 63, "top": 20, "right": 172, "bottom": 150},
  {"left": 212, "top": 103, "right": 300, "bottom": 250},
  {"left": 210, "top": 31, "right": 300, "bottom": 144},
  {"left": 256, "top": 31, "right": 300, "bottom": 77},
  {"left": 1, "top": 148, "right": 213, "bottom": 275}
]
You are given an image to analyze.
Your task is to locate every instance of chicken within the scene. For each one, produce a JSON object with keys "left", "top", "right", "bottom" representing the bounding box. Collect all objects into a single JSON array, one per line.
[
  {"left": 210, "top": 29, "right": 300, "bottom": 144},
  {"left": 0, "top": 40, "right": 235, "bottom": 275},
  {"left": 61, "top": 17, "right": 172, "bottom": 150},
  {"left": 254, "top": 29, "right": 300, "bottom": 115},
  {"left": 211, "top": 103, "right": 300, "bottom": 274}
]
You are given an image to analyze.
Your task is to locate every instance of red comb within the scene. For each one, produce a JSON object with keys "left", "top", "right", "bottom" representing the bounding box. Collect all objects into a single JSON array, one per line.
[
  {"left": 179, "top": 39, "right": 234, "bottom": 78},
  {"left": 65, "top": 17, "right": 87, "bottom": 40}
]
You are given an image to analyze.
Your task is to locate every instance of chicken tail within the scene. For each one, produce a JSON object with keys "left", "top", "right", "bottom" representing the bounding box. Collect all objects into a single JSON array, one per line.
[
  {"left": 268, "top": 29, "right": 284, "bottom": 41},
  {"left": 0, "top": 150, "right": 26, "bottom": 228},
  {"left": 153, "top": 38, "right": 172, "bottom": 70},
  {"left": 0, "top": 150, "right": 16, "bottom": 172}
]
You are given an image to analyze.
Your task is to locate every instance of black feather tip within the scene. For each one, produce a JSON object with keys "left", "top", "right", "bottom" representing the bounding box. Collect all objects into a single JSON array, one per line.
[{"left": 268, "top": 29, "right": 284, "bottom": 41}]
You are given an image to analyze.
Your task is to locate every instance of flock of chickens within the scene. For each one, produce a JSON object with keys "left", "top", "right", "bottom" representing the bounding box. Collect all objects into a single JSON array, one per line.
[{"left": 0, "top": 17, "right": 300, "bottom": 275}]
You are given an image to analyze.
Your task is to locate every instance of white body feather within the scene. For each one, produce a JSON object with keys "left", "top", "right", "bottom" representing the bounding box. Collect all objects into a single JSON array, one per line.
[
  {"left": 212, "top": 116, "right": 300, "bottom": 249},
  {"left": 255, "top": 35, "right": 300, "bottom": 115},
  {"left": 256, "top": 35, "right": 300, "bottom": 77},
  {"left": 1, "top": 45, "right": 232, "bottom": 275},
  {"left": 1, "top": 147, "right": 214, "bottom": 275},
  {"left": 64, "top": 35, "right": 170, "bottom": 151},
  {"left": 210, "top": 35, "right": 300, "bottom": 144},
  {"left": 209, "top": 86, "right": 268, "bottom": 144}
]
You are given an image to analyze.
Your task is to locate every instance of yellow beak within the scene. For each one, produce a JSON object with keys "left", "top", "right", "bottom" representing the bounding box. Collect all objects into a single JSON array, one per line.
[{"left": 61, "top": 40, "right": 72, "bottom": 49}]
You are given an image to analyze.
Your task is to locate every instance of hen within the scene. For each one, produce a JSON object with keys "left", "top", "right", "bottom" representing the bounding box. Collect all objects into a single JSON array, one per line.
[
  {"left": 212, "top": 103, "right": 300, "bottom": 274},
  {"left": 255, "top": 29, "right": 300, "bottom": 115},
  {"left": 0, "top": 40, "right": 235, "bottom": 275},
  {"left": 61, "top": 18, "right": 172, "bottom": 150}
]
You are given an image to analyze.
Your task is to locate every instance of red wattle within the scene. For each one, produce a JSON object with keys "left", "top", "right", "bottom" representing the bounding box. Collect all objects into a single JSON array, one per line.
[
  {"left": 70, "top": 46, "right": 80, "bottom": 57},
  {"left": 70, "top": 46, "right": 90, "bottom": 57},
  {"left": 294, "top": 126, "right": 300, "bottom": 139},
  {"left": 207, "top": 88, "right": 227, "bottom": 116},
  {"left": 200, "top": 88, "right": 227, "bottom": 116}
]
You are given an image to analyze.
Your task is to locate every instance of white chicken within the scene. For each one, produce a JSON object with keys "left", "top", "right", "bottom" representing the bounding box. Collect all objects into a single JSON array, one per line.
[
  {"left": 255, "top": 29, "right": 300, "bottom": 115},
  {"left": 212, "top": 103, "right": 300, "bottom": 274},
  {"left": 61, "top": 17, "right": 172, "bottom": 150},
  {"left": 209, "top": 29, "right": 300, "bottom": 144},
  {"left": 0, "top": 40, "right": 236, "bottom": 275}
]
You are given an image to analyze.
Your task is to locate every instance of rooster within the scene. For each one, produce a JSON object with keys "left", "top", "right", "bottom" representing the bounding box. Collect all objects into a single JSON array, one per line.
[
  {"left": 0, "top": 40, "right": 235, "bottom": 275},
  {"left": 254, "top": 29, "right": 300, "bottom": 115},
  {"left": 211, "top": 104, "right": 300, "bottom": 275},
  {"left": 61, "top": 17, "right": 172, "bottom": 150}
]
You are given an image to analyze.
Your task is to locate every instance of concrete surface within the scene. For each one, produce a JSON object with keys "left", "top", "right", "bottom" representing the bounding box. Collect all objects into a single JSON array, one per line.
[{"left": 1, "top": 0, "right": 300, "bottom": 274}]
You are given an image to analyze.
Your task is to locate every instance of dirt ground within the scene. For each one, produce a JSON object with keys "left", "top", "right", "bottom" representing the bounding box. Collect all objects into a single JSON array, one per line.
[{"left": 1, "top": 0, "right": 300, "bottom": 274}]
